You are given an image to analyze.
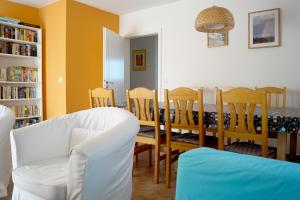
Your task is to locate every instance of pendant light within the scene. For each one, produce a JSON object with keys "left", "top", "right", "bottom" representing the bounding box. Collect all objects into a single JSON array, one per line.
[{"left": 195, "top": 6, "right": 235, "bottom": 33}]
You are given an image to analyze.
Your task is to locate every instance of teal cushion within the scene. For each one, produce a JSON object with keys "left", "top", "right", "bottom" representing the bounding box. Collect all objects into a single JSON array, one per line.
[{"left": 176, "top": 147, "right": 300, "bottom": 200}]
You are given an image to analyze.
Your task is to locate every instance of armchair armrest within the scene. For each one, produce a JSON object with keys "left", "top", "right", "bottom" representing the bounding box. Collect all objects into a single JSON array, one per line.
[
  {"left": 67, "top": 115, "right": 139, "bottom": 200},
  {"left": 11, "top": 115, "right": 77, "bottom": 169}
]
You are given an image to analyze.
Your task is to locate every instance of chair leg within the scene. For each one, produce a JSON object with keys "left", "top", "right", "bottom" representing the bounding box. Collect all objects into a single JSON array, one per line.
[
  {"left": 154, "top": 143, "right": 160, "bottom": 184},
  {"left": 135, "top": 143, "right": 139, "bottom": 163},
  {"left": 165, "top": 146, "right": 171, "bottom": 188},
  {"left": 148, "top": 145, "right": 152, "bottom": 167}
]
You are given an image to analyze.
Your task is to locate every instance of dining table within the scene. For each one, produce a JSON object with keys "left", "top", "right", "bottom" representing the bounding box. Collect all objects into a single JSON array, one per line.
[
  {"left": 160, "top": 103, "right": 300, "bottom": 161},
  {"left": 120, "top": 102, "right": 300, "bottom": 161}
]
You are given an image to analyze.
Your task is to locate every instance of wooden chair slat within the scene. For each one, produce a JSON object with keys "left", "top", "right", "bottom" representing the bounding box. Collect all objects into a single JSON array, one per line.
[
  {"left": 88, "top": 87, "right": 115, "bottom": 108},
  {"left": 133, "top": 98, "right": 140, "bottom": 119},
  {"left": 145, "top": 99, "right": 152, "bottom": 121}
]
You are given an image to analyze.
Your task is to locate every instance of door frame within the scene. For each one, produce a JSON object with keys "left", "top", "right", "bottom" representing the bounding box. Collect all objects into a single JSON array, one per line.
[{"left": 122, "top": 28, "right": 163, "bottom": 101}]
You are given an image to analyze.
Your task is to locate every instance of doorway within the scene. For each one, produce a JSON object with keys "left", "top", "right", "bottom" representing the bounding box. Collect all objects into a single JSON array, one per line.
[
  {"left": 103, "top": 28, "right": 160, "bottom": 106},
  {"left": 130, "top": 35, "right": 158, "bottom": 90}
]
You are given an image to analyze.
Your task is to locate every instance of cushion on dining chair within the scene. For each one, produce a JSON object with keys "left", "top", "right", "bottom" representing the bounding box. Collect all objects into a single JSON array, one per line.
[
  {"left": 137, "top": 126, "right": 166, "bottom": 138},
  {"left": 172, "top": 133, "right": 218, "bottom": 147},
  {"left": 225, "top": 142, "right": 276, "bottom": 157}
]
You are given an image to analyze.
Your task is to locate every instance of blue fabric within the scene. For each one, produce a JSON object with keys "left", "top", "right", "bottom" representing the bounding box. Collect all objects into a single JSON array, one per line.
[{"left": 176, "top": 148, "right": 300, "bottom": 200}]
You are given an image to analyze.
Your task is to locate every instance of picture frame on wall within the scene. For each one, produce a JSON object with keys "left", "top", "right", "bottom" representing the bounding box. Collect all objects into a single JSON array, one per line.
[
  {"left": 207, "top": 32, "right": 228, "bottom": 48},
  {"left": 133, "top": 49, "right": 146, "bottom": 71},
  {"left": 248, "top": 8, "right": 281, "bottom": 49}
]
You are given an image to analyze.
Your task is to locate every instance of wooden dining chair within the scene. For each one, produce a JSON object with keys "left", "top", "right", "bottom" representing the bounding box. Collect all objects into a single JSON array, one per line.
[
  {"left": 164, "top": 87, "right": 218, "bottom": 188},
  {"left": 126, "top": 87, "right": 164, "bottom": 184},
  {"left": 89, "top": 87, "right": 115, "bottom": 108},
  {"left": 255, "top": 87, "right": 287, "bottom": 159},
  {"left": 255, "top": 87, "right": 286, "bottom": 108},
  {"left": 216, "top": 87, "right": 272, "bottom": 158}
]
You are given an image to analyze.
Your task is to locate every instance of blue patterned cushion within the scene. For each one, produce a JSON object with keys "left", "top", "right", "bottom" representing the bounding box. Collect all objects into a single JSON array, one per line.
[
  {"left": 172, "top": 133, "right": 218, "bottom": 146},
  {"left": 225, "top": 142, "right": 276, "bottom": 157},
  {"left": 138, "top": 126, "right": 166, "bottom": 138}
]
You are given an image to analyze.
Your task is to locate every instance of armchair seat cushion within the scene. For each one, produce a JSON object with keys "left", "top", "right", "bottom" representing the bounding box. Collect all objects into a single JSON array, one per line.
[{"left": 12, "top": 158, "right": 68, "bottom": 200}]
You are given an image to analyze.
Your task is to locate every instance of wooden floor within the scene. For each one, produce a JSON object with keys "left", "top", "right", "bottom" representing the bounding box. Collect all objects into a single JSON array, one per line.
[
  {"left": 1, "top": 152, "right": 176, "bottom": 200},
  {"left": 132, "top": 153, "right": 176, "bottom": 200}
]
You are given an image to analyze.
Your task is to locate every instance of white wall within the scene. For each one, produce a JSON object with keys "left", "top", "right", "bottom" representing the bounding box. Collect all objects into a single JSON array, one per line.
[
  {"left": 120, "top": 0, "right": 300, "bottom": 107},
  {"left": 130, "top": 35, "right": 158, "bottom": 89},
  {"left": 120, "top": 0, "right": 300, "bottom": 154}
]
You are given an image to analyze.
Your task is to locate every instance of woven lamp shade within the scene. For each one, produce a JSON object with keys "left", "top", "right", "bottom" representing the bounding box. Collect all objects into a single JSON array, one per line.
[{"left": 195, "top": 6, "right": 235, "bottom": 33}]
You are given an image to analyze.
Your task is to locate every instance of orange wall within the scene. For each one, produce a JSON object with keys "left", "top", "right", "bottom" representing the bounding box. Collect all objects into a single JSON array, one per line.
[
  {"left": 0, "top": 0, "right": 119, "bottom": 118},
  {"left": 66, "top": 0, "right": 119, "bottom": 113},
  {"left": 39, "top": 0, "right": 67, "bottom": 119},
  {"left": 0, "top": 0, "right": 39, "bottom": 25}
]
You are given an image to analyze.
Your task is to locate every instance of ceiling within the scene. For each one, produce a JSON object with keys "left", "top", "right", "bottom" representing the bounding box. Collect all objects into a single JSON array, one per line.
[
  {"left": 9, "top": 0, "right": 181, "bottom": 14},
  {"left": 9, "top": 0, "right": 58, "bottom": 8}
]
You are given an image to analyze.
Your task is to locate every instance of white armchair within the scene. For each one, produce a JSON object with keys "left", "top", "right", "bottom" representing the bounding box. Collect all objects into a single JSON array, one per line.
[
  {"left": 0, "top": 105, "right": 15, "bottom": 198},
  {"left": 10, "top": 107, "right": 139, "bottom": 200}
]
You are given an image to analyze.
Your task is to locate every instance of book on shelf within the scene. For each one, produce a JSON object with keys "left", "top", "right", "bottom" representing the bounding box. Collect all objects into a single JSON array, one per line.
[
  {"left": 0, "top": 24, "right": 15, "bottom": 39},
  {"left": 0, "top": 24, "right": 38, "bottom": 43},
  {"left": 0, "top": 86, "right": 36, "bottom": 99},
  {"left": 15, "top": 118, "right": 40, "bottom": 129},
  {"left": 0, "top": 41, "right": 37, "bottom": 57},
  {"left": 0, "top": 16, "right": 20, "bottom": 24},
  {"left": 10, "top": 105, "right": 39, "bottom": 118},
  {"left": 0, "top": 66, "right": 38, "bottom": 82},
  {"left": 18, "top": 22, "right": 40, "bottom": 29}
]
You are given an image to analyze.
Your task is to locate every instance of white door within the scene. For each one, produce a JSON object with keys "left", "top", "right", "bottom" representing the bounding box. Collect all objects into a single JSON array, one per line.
[{"left": 103, "top": 28, "right": 130, "bottom": 106}]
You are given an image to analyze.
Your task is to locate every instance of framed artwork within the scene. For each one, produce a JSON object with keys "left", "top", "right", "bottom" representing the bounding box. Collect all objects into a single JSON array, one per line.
[
  {"left": 207, "top": 32, "right": 228, "bottom": 48},
  {"left": 132, "top": 49, "right": 146, "bottom": 71},
  {"left": 248, "top": 8, "right": 281, "bottom": 49}
]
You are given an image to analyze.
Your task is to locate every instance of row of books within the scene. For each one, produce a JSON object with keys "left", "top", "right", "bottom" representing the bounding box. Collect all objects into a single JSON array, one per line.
[
  {"left": 15, "top": 118, "right": 40, "bottom": 129},
  {"left": 0, "top": 16, "right": 40, "bottom": 28},
  {"left": 0, "top": 24, "right": 38, "bottom": 43},
  {"left": 0, "top": 24, "right": 15, "bottom": 39},
  {"left": 0, "top": 86, "right": 37, "bottom": 99},
  {"left": 0, "top": 16, "right": 20, "bottom": 24},
  {"left": 0, "top": 66, "right": 38, "bottom": 82},
  {"left": 10, "top": 105, "right": 39, "bottom": 118},
  {"left": 16, "top": 28, "right": 38, "bottom": 43},
  {"left": 0, "top": 42, "right": 37, "bottom": 57}
]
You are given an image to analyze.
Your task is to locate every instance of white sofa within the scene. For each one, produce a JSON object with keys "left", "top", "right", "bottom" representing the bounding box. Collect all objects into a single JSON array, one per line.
[
  {"left": 10, "top": 107, "right": 139, "bottom": 200},
  {"left": 0, "top": 105, "right": 15, "bottom": 198}
]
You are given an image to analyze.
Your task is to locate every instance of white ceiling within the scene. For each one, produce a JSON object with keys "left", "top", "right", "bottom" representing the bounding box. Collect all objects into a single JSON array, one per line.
[
  {"left": 9, "top": 0, "right": 181, "bottom": 14},
  {"left": 9, "top": 0, "right": 58, "bottom": 8}
]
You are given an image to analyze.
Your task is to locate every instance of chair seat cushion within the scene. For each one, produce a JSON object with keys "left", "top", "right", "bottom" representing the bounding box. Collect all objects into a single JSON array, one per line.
[
  {"left": 225, "top": 142, "right": 276, "bottom": 157},
  {"left": 137, "top": 126, "right": 166, "bottom": 138},
  {"left": 12, "top": 158, "right": 68, "bottom": 200},
  {"left": 172, "top": 133, "right": 218, "bottom": 147}
]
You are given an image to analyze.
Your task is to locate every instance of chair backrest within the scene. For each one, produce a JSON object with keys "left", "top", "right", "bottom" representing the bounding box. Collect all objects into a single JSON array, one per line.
[
  {"left": 255, "top": 87, "right": 286, "bottom": 108},
  {"left": 126, "top": 87, "right": 159, "bottom": 128},
  {"left": 164, "top": 87, "right": 204, "bottom": 145},
  {"left": 89, "top": 87, "right": 115, "bottom": 108},
  {"left": 67, "top": 108, "right": 139, "bottom": 200},
  {"left": 216, "top": 87, "right": 268, "bottom": 157}
]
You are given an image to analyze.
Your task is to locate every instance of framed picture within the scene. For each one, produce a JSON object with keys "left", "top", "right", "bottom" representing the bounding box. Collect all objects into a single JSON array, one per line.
[
  {"left": 132, "top": 49, "right": 146, "bottom": 71},
  {"left": 207, "top": 32, "right": 228, "bottom": 48},
  {"left": 248, "top": 8, "right": 281, "bottom": 49}
]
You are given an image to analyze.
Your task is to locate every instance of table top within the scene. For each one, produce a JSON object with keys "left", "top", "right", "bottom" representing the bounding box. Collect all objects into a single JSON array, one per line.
[{"left": 119, "top": 102, "right": 300, "bottom": 134}]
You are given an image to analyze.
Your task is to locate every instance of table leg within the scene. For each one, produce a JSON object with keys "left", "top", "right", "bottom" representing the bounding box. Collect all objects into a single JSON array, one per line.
[
  {"left": 289, "top": 134, "right": 297, "bottom": 161},
  {"left": 277, "top": 134, "right": 287, "bottom": 160}
]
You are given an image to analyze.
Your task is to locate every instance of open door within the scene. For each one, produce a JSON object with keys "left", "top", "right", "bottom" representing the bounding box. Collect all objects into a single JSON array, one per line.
[{"left": 103, "top": 28, "right": 130, "bottom": 106}]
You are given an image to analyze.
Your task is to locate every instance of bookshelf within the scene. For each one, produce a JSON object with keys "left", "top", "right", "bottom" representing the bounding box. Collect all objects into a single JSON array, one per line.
[{"left": 0, "top": 21, "right": 42, "bottom": 129}]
